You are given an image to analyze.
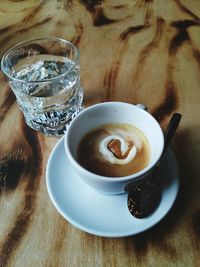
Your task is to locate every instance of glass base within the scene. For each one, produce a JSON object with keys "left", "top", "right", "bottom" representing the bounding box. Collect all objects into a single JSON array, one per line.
[{"left": 25, "top": 107, "right": 83, "bottom": 137}]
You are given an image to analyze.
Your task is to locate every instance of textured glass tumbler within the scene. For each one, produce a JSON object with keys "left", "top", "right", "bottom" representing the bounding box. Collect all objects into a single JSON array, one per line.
[{"left": 1, "top": 37, "right": 84, "bottom": 136}]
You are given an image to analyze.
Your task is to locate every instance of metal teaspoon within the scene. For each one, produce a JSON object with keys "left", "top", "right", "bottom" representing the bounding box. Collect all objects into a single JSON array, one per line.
[{"left": 124, "top": 113, "right": 182, "bottom": 219}]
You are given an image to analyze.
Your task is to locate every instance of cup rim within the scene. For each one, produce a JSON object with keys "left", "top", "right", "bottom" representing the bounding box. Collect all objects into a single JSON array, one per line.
[
  {"left": 64, "top": 101, "right": 164, "bottom": 182},
  {"left": 1, "top": 37, "right": 79, "bottom": 84}
]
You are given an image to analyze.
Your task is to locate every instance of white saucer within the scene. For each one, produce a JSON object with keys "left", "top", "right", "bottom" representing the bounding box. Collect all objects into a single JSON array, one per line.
[{"left": 46, "top": 137, "right": 179, "bottom": 238}]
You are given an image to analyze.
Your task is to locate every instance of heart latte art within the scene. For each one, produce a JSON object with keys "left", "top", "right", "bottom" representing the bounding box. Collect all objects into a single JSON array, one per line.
[
  {"left": 99, "top": 135, "right": 138, "bottom": 165},
  {"left": 77, "top": 123, "right": 150, "bottom": 177}
]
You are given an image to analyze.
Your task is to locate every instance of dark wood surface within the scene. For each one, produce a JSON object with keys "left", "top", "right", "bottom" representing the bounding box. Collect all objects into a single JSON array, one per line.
[{"left": 0, "top": 1, "right": 200, "bottom": 266}]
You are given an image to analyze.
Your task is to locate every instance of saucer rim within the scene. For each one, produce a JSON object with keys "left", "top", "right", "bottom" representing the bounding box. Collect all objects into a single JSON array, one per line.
[{"left": 46, "top": 137, "right": 180, "bottom": 238}]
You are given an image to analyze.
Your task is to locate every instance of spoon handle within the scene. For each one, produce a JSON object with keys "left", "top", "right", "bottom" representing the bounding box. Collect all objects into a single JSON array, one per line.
[{"left": 163, "top": 113, "right": 182, "bottom": 154}]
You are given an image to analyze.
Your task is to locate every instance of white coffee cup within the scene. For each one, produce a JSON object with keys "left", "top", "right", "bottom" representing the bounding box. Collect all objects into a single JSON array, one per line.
[{"left": 64, "top": 102, "right": 164, "bottom": 195}]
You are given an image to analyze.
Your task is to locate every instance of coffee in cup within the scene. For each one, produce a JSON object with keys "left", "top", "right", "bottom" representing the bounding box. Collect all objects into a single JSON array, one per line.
[{"left": 77, "top": 123, "right": 150, "bottom": 177}]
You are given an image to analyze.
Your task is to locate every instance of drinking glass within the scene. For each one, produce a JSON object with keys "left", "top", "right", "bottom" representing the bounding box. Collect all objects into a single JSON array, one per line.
[{"left": 1, "top": 37, "right": 84, "bottom": 136}]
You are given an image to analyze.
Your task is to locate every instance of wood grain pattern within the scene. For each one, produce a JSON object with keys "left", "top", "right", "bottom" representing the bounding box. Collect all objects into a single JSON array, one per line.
[{"left": 0, "top": 0, "right": 200, "bottom": 266}]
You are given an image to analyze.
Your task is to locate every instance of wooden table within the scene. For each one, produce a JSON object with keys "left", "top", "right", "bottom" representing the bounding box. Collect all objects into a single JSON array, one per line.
[{"left": 0, "top": 1, "right": 200, "bottom": 266}]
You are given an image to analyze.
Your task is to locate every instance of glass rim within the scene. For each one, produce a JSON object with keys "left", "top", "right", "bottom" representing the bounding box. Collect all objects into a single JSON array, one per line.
[{"left": 0, "top": 37, "right": 80, "bottom": 84}]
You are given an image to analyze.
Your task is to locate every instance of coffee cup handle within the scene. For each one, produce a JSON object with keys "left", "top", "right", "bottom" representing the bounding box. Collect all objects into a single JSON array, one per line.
[{"left": 136, "top": 104, "right": 148, "bottom": 111}]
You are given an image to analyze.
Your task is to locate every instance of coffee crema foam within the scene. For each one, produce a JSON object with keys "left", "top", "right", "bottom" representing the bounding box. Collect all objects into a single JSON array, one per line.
[{"left": 77, "top": 123, "right": 150, "bottom": 177}]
